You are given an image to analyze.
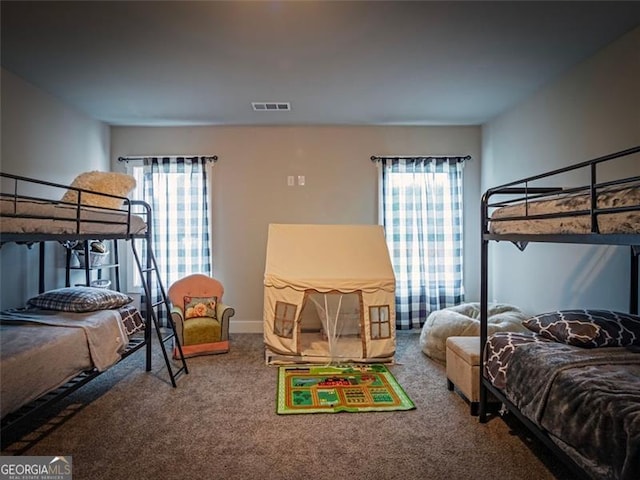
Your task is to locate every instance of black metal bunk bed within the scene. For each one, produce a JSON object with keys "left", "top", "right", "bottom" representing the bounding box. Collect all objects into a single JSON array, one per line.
[
  {"left": 478, "top": 146, "right": 640, "bottom": 479},
  {"left": 0, "top": 172, "right": 189, "bottom": 446}
]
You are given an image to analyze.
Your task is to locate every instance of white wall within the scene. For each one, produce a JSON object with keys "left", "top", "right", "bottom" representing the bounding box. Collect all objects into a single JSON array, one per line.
[
  {"left": 481, "top": 27, "right": 640, "bottom": 315},
  {"left": 0, "top": 65, "right": 481, "bottom": 330},
  {"left": 0, "top": 69, "right": 111, "bottom": 308},
  {"left": 5, "top": 24, "right": 638, "bottom": 326},
  {"left": 111, "top": 126, "right": 481, "bottom": 331}
]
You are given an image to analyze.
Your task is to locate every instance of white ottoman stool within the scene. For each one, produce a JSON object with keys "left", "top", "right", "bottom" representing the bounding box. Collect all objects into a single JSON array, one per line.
[{"left": 446, "top": 336, "right": 483, "bottom": 415}]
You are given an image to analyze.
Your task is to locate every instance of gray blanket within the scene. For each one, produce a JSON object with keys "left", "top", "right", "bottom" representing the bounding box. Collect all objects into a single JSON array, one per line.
[
  {"left": 1, "top": 309, "right": 128, "bottom": 371},
  {"left": 505, "top": 342, "right": 640, "bottom": 480}
]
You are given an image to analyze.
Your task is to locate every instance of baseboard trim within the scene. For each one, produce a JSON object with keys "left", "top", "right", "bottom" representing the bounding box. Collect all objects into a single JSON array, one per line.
[{"left": 230, "top": 319, "right": 263, "bottom": 334}]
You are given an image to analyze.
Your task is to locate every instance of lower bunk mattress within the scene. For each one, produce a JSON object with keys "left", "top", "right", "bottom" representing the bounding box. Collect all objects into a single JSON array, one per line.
[
  {"left": 485, "top": 332, "right": 640, "bottom": 480},
  {"left": 0, "top": 305, "right": 144, "bottom": 420}
]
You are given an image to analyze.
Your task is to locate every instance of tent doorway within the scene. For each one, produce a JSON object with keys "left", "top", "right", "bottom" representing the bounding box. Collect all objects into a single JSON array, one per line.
[{"left": 298, "top": 291, "right": 364, "bottom": 360}]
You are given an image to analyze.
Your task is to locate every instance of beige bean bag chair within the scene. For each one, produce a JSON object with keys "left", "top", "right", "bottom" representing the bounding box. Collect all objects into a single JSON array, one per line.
[{"left": 419, "top": 302, "right": 529, "bottom": 363}]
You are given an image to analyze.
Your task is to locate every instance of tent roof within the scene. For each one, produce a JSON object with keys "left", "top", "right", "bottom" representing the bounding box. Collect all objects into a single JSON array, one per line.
[{"left": 264, "top": 224, "right": 396, "bottom": 292}]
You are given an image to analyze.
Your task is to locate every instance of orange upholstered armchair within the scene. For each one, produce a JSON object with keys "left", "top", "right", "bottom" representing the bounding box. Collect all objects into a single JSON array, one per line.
[{"left": 168, "top": 274, "right": 234, "bottom": 358}]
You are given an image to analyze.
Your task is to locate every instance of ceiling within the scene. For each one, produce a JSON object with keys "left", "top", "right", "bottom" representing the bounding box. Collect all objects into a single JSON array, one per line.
[{"left": 2, "top": 1, "right": 640, "bottom": 127}]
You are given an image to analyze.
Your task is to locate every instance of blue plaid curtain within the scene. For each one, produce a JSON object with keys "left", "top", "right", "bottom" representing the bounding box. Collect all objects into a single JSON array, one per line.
[
  {"left": 379, "top": 157, "right": 465, "bottom": 329},
  {"left": 134, "top": 157, "right": 212, "bottom": 324}
]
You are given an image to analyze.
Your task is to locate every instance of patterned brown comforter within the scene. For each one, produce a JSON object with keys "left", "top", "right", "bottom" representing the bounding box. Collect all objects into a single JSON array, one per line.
[
  {"left": 489, "top": 182, "right": 640, "bottom": 234},
  {"left": 494, "top": 338, "right": 640, "bottom": 480}
]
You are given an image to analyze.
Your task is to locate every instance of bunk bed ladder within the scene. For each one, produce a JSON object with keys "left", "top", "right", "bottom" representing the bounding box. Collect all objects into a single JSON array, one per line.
[{"left": 130, "top": 239, "right": 188, "bottom": 387}]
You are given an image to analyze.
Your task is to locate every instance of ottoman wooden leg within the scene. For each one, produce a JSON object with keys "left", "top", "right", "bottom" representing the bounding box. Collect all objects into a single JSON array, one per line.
[{"left": 446, "top": 336, "right": 482, "bottom": 416}]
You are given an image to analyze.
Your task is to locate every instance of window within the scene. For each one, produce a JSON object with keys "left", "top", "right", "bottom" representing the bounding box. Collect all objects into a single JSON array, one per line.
[
  {"left": 274, "top": 301, "right": 297, "bottom": 338},
  {"left": 369, "top": 305, "right": 391, "bottom": 339},
  {"left": 127, "top": 157, "right": 212, "bottom": 324},
  {"left": 378, "top": 157, "right": 465, "bottom": 329}
]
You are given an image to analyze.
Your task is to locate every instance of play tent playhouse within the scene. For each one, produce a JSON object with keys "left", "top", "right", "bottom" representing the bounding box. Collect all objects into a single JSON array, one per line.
[{"left": 263, "top": 223, "right": 396, "bottom": 363}]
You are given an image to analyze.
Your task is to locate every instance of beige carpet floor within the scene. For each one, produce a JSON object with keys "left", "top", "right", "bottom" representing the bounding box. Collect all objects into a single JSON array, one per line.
[{"left": 1, "top": 331, "right": 577, "bottom": 480}]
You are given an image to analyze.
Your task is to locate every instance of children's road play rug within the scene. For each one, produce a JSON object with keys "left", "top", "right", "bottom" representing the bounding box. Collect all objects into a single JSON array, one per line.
[{"left": 276, "top": 364, "right": 416, "bottom": 414}]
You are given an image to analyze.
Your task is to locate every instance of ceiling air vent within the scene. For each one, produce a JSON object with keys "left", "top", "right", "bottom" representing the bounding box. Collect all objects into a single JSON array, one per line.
[{"left": 252, "top": 102, "right": 291, "bottom": 112}]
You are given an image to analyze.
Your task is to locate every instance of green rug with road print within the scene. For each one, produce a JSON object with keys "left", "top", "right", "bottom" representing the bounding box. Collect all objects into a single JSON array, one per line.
[{"left": 276, "top": 364, "right": 415, "bottom": 414}]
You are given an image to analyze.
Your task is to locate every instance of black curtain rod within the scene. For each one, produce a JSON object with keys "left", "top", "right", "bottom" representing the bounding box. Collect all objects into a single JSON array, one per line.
[
  {"left": 118, "top": 155, "right": 218, "bottom": 163},
  {"left": 370, "top": 154, "right": 471, "bottom": 162}
]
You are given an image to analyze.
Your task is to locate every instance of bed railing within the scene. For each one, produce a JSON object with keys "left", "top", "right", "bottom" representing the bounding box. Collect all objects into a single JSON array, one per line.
[
  {"left": 0, "top": 172, "right": 150, "bottom": 242},
  {"left": 481, "top": 145, "right": 640, "bottom": 239}
]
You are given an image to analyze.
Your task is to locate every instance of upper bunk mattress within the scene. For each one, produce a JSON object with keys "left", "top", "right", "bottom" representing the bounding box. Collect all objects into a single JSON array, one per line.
[
  {"left": 0, "top": 198, "right": 147, "bottom": 236},
  {"left": 489, "top": 182, "right": 640, "bottom": 235}
]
